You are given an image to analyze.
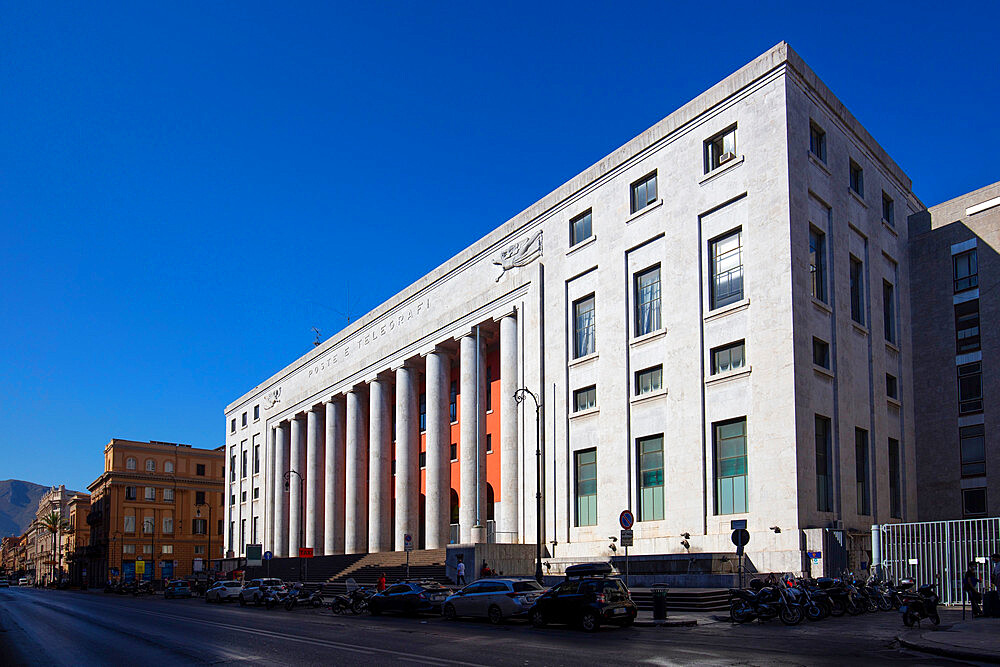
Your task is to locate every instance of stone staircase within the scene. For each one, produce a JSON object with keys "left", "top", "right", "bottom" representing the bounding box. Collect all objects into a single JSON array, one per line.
[
  {"left": 628, "top": 588, "right": 729, "bottom": 612},
  {"left": 323, "top": 548, "right": 450, "bottom": 591}
]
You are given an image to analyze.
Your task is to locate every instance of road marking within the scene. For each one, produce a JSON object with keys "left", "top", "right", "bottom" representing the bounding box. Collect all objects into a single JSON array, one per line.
[{"left": 126, "top": 607, "right": 478, "bottom": 665}]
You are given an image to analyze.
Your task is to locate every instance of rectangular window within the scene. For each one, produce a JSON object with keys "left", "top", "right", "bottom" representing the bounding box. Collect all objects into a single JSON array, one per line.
[
  {"left": 419, "top": 393, "right": 426, "bottom": 431},
  {"left": 125, "top": 487, "right": 136, "bottom": 501},
  {"left": 124, "top": 516, "right": 135, "bottom": 533},
  {"left": 194, "top": 545, "right": 204, "bottom": 555},
  {"left": 886, "top": 373, "right": 898, "bottom": 400},
  {"left": 710, "top": 229, "right": 744, "bottom": 309},
  {"left": 230, "top": 418, "right": 236, "bottom": 433},
  {"left": 241, "top": 412, "right": 247, "bottom": 427},
  {"left": 855, "top": 428, "right": 871, "bottom": 515},
  {"left": 883, "top": 281, "right": 896, "bottom": 343},
  {"left": 882, "top": 191, "right": 894, "bottom": 226},
  {"left": 241, "top": 450, "right": 247, "bottom": 478},
  {"left": 850, "top": 255, "right": 865, "bottom": 325},
  {"left": 449, "top": 381, "right": 458, "bottom": 422},
  {"left": 704, "top": 125, "right": 737, "bottom": 173},
  {"left": 144, "top": 487, "right": 155, "bottom": 502},
  {"left": 809, "top": 122, "right": 826, "bottom": 162},
  {"left": 575, "top": 449, "right": 598, "bottom": 527},
  {"left": 252, "top": 517, "right": 258, "bottom": 544},
  {"left": 143, "top": 544, "right": 152, "bottom": 554},
  {"left": 240, "top": 519, "right": 245, "bottom": 547},
  {"left": 230, "top": 494, "right": 235, "bottom": 506},
  {"left": 634, "top": 266, "right": 661, "bottom": 336},
  {"left": 486, "top": 434, "right": 492, "bottom": 454},
  {"left": 253, "top": 405, "right": 259, "bottom": 421},
  {"left": 888, "top": 438, "right": 902, "bottom": 518},
  {"left": 955, "top": 300, "right": 981, "bottom": 353},
  {"left": 419, "top": 451, "right": 426, "bottom": 469},
  {"left": 809, "top": 227, "right": 826, "bottom": 302},
  {"left": 573, "top": 295, "right": 596, "bottom": 358},
  {"left": 714, "top": 418, "right": 748, "bottom": 515},
  {"left": 630, "top": 171, "right": 657, "bottom": 214},
  {"left": 570, "top": 209, "right": 592, "bottom": 246},
  {"left": 486, "top": 367, "right": 492, "bottom": 411},
  {"left": 954, "top": 249, "right": 978, "bottom": 292},
  {"left": 635, "top": 366, "right": 663, "bottom": 396},
  {"left": 963, "top": 488, "right": 987, "bottom": 517},
  {"left": 195, "top": 491, "right": 205, "bottom": 505},
  {"left": 162, "top": 545, "right": 173, "bottom": 555},
  {"left": 123, "top": 544, "right": 135, "bottom": 554},
  {"left": 241, "top": 491, "right": 247, "bottom": 502},
  {"left": 638, "top": 435, "right": 664, "bottom": 521},
  {"left": 450, "top": 443, "right": 457, "bottom": 461},
  {"left": 229, "top": 522, "right": 235, "bottom": 551},
  {"left": 815, "top": 415, "right": 832, "bottom": 512},
  {"left": 163, "top": 488, "right": 174, "bottom": 502},
  {"left": 849, "top": 160, "right": 864, "bottom": 196},
  {"left": 813, "top": 337, "right": 830, "bottom": 369},
  {"left": 253, "top": 487, "right": 259, "bottom": 499},
  {"left": 196, "top": 464, "right": 205, "bottom": 476},
  {"left": 960, "top": 424, "right": 986, "bottom": 477},
  {"left": 230, "top": 455, "right": 236, "bottom": 482},
  {"left": 254, "top": 445, "right": 260, "bottom": 474},
  {"left": 193, "top": 519, "right": 207, "bottom": 535},
  {"left": 573, "top": 385, "right": 597, "bottom": 412},
  {"left": 958, "top": 362, "right": 983, "bottom": 414},
  {"left": 163, "top": 517, "right": 173, "bottom": 534},
  {"left": 142, "top": 516, "right": 154, "bottom": 534},
  {"left": 711, "top": 341, "right": 745, "bottom": 375}
]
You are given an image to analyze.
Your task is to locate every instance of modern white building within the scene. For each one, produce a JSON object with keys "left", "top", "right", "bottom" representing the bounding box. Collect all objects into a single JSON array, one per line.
[{"left": 225, "top": 42, "right": 920, "bottom": 574}]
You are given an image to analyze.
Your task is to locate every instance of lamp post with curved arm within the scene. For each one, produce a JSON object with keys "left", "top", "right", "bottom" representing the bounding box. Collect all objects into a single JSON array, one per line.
[
  {"left": 283, "top": 470, "right": 305, "bottom": 580},
  {"left": 514, "top": 387, "right": 544, "bottom": 583}
]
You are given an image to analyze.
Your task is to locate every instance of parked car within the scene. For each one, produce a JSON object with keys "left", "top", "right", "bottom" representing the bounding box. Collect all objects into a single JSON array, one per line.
[
  {"left": 0, "top": 578, "right": 9, "bottom": 588},
  {"left": 163, "top": 580, "right": 192, "bottom": 599},
  {"left": 240, "top": 578, "right": 286, "bottom": 606},
  {"left": 205, "top": 580, "right": 243, "bottom": 603},
  {"left": 18, "top": 578, "right": 29, "bottom": 587},
  {"left": 368, "top": 581, "right": 450, "bottom": 616},
  {"left": 527, "top": 562, "right": 637, "bottom": 631},
  {"left": 443, "top": 578, "right": 545, "bottom": 624}
]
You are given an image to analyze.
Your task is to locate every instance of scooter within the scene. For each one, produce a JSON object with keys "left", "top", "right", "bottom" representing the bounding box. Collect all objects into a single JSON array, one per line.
[
  {"left": 285, "top": 586, "right": 324, "bottom": 610},
  {"left": 900, "top": 580, "right": 940, "bottom": 627}
]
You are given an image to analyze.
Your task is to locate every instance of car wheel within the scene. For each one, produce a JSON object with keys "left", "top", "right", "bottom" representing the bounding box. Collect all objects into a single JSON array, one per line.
[
  {"left": 443, "top": 603, "right": 456, "bottom": 620},
  {"left": 580, "top": 611, "right": 600, "bottom": 632},
  {"left": 487, "top": 605, "right": 503, "bottom": 625},
  {"left": 530, "top": 609, "right": 546, "bottom": 628}
]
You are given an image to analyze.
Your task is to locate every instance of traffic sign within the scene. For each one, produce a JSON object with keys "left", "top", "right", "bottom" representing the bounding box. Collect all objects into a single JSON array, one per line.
[
  {"left": 246, "top": 544, "right": 263, "bottom": 566},
  {"left": 731, "top": 528, "right": 750, "bottom": 548},
  {"left": 619, "top": 510, "right": 635, "bottom": 530},
  {"left": 404, "top": 533, "right": 414, "bottom": 552},
  {"left": 299, "top": 547, "right": 314, "bottom": 559},
  {"left": 135, "top": 560, "right": 145, "bottom": 574},
  {"left": 263, "top": 550, "right": 273, "bottom": 561},
  {"left": 620, "top": 529, "right": 633, "bottom": 547}
]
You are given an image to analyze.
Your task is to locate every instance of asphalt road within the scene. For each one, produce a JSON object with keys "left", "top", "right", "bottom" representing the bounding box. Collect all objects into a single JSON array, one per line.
[{"left": 0, "top": 587, "right": 976, "bottom": 666}]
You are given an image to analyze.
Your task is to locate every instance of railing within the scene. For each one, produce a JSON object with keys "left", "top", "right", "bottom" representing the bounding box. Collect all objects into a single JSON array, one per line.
[
  {"left": 449, "top": 524, "right": 459, "bottom": 545},
  {"left": 880, "top": 517, "right": 1000, "bottom": 605}
]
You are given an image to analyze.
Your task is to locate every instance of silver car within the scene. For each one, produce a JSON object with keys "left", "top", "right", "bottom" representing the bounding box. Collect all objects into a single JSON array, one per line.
[
  {"left": 442, "top": 578, "right": 545, "bottom": 624},
  {"left": 206, "top": 580, "right": 243, "bottom": 603}
]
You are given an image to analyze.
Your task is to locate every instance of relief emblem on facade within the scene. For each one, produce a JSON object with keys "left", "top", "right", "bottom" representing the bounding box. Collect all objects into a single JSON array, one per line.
[
  {"left": 493, "top": 229, "right": 542, "bottom": 282},
  {"left": 262, "top": 387, "right": 281, "bottom": 410}
]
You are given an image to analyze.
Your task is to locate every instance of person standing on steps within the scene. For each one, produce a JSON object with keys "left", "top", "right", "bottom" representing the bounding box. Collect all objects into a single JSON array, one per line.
[
  {"left": 377, "top": 572, "right": 386, "bottom": 592},
  {"left": 456, "top": 555, "right": 466, "bottom": 585}
]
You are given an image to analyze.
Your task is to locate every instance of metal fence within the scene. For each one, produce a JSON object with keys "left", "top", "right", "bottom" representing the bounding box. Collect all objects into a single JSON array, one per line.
[{"left": 880, "top": 517, "right": 1000, "bottom": 605}]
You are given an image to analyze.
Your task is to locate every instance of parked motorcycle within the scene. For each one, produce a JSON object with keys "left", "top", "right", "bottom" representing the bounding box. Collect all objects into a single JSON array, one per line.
[
  {"left": 284, "top": 584, "right": 324, "bottom": 610},
  {"left": 729, "top": 578, "right": 803, "bottom": 625},
  {"left": 899, "top": 580, "right": 940, "bottom": 627},
  {"left": 787, "top": 578, "right": 830, "bottom": 621}
]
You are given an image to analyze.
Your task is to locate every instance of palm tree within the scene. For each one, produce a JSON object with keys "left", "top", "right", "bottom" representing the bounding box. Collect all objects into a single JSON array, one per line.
[{"left": 40, "top": 511, "right": 69, "bottom": 584}]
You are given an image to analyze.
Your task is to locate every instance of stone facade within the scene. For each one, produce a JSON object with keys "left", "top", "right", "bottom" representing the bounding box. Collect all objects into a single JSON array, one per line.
[
  {"left": 226, "top": 42, "right": 924, "bottom": 575},
  {"left": 909, "top": 182, "right": 1000, "bottom": 521}
]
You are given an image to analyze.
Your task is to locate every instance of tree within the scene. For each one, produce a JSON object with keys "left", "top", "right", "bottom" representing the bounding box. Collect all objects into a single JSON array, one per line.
[{"left": 40, "top": 511, "right": 69, "bottom": 584}]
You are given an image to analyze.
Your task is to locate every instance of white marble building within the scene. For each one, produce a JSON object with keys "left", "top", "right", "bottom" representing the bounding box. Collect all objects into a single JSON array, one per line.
[{"left": 225, "top": 43, "right": 918, "bottom": 574}]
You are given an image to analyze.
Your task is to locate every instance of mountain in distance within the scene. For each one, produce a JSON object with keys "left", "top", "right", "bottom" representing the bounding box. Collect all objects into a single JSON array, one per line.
[{"left": 0, "top": 479, "right": 49, "bottom": 537}]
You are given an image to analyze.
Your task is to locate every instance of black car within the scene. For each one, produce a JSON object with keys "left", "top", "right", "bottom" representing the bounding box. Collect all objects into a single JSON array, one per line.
[
  {"left": 528, "top": 562, "right": 637, "bottom": 631},
  {"left": 368, "top": 581, "right": 450, "bottom": 615}
]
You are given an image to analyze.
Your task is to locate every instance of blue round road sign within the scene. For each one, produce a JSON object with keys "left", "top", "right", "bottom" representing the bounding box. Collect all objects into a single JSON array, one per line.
[
  {"left": 619, "top": 510, "right": 634, "bottom": 530},
  {"left": 263, "top": 550, "right": 273, "bottom": 561}
]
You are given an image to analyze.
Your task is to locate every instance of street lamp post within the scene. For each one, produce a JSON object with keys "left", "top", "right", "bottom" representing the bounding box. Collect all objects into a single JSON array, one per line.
[
  {"left": 513, "top": 387, "right": 544, "bottom": 584},
  {"left": 195, "top": 501, "right": 213, "bottom": 581},
  {"left": 284, "top": 470, "right": 304, "bottom": 580}
]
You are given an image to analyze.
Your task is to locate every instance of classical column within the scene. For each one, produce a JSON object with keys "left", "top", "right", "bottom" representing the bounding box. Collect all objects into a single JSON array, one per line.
[
  {"left": 273, "top": 422, "right": 288, "bottom": 557},
  {"left": 306, "top": 407, "right": 324, "bottom": 553},
  {"left": 459, "top": 333, "right": 486, "bottom": 543},
  {"left": 499, "top": 312, "right": 519, "bottom": 542},
  {"left": 324, "top": 399, "right": 346, "bottom": 555},
  {"left": 288, "top": 414, "right": 304, "bottom": 556},
  {"left": 394, "top": 363, "right": 419, "bottom": 550},
  {"left": 368, "top": 377, "right": 392, "bottom": 552},
  {"left": 345, "top": 388, "right": 368, "bottom": 554},
  {"left": 424, "top": 348, "right": 451, "bottom": 549}
]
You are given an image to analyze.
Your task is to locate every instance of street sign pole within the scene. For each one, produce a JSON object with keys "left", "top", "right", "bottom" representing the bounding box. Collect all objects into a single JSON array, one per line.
[
  {"left": 404, "top": 534, "right": 413, "bottom": 580},
  {"left": 619, "top": 510, "right": 635, "bottom": 588}
]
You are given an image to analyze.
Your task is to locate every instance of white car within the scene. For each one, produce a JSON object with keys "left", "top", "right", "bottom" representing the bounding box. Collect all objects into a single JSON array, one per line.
[
  {"left": 18, "top": 578, "right": 29, "bottom": 587},
  {"left": 206, "top": 580, "right": 243, "bottom": 603}
]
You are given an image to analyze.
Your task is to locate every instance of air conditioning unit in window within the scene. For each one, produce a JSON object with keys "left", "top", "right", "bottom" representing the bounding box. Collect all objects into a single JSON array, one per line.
[{"left": 719, "top": 151, "right": 737, "bottom": 165}]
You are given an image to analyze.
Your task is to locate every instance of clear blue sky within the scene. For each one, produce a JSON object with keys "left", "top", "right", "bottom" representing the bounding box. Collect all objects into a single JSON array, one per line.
[{"left": 1, "top": 2, "right": 997, "bottom": 494}]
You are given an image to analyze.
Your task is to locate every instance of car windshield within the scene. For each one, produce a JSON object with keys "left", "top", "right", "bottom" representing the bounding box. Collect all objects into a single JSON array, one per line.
[
  {"left": 419, "top": 583, "right": 444, "bottom": 590},
  {"left": 261, "top": 579, "right": 282, "bottom": 586},
  {"left": 225, "top": 582, "right": 241, "bottom": 587},
  {"left": 512, "top": 581, "right": 543, "bottom": 592}
]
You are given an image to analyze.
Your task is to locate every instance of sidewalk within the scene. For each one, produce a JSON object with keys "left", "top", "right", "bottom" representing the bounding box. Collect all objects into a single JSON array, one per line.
[
  {"left": 634, "top": 611, "right": 719, "bottom": 628},
  {"left": 897, "top": 617, "right": 1000, "bottom": 664}
]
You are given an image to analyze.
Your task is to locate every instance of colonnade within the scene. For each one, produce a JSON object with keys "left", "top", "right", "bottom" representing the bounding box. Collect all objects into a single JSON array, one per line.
[{"left": 269, "top": 313, "right": 519, "bottom": 556}]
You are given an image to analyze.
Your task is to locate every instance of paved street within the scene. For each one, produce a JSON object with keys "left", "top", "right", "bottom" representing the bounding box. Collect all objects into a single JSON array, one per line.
[{"left": 0, "top": 587, "right": 978, "bottom": 666}]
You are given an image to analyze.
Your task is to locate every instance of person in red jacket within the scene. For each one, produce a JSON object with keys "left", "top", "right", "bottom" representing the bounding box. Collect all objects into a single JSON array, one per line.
[{"left": 377, "top": 572, "right": 386, "bottom": 592}]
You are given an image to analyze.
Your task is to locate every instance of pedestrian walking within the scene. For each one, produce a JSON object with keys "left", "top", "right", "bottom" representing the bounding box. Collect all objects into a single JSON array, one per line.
[
  {"left": 377, "top": 572, "right": 386, "bottom": 592},
  {"left": 456, "top": 555, "right": 466, "bottom": 585},
  {"left": 963, "top": 561, "right": 982, "bottom": 617}
]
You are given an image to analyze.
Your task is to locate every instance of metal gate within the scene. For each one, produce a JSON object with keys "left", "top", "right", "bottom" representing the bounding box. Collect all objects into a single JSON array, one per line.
[{"left": 880, "top": 517, "right": 1000, "bottom": 605}]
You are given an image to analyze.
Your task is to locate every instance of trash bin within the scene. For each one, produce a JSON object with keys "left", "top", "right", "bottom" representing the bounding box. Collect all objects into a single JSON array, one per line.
[{"left": 652, "top": 583, "right": 669, "bottom": 620}]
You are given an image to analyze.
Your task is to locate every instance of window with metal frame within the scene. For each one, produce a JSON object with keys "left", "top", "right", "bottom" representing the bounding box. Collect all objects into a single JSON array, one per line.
[
  {"left": 810, "top": 227, "right": 826, "bottom": 302},
  {"left": 711, "top": 341, "right": 745, "bottom": 375},
  {"left": 953, "top": 249, "right": 978, "bottom": 293},
  {"left": 573, "top": 295, "right": 596, "bottom": 358},
  {"left": 575, "top": 449, "right": 597, "bottom": 527},
  {"left": 850, "top": 255, "right": 865, "bottom": 325},
  {"left": 849, "top": 160, "right": 864, "bottom": 196},
  {"left": 883, "top": 280, "right": 896, "bottom": 343},
  {"left": 882, "top": 191, "right": 894, "bottom": 226},
  {"left": 809, "top": 122, "right": 826, "bottom": 162},
  {"left": 963, "top": 487, "right": 987, "bottom": 517},
  {"left": 714, "top": 418, "right": 747, "bottom": 515},
  {"left": 960, "top": 425, "right": 986, "bottom": 477},
  {"left": 958, "top": 362, "right": 983, "bottom": 414},
  {"left": 573, "top": 385, "right": 597, "bottom": 412},
  {"left": 955, "top": 300, "right": 981, "bottom": 353},
  {"left": 856, "top": 428, "right": 870, "bottom": 515},
  {"left": 705, "top": 125, "right": 737, "bottom": 173},
  {"left": 630, "top": 172, "right": 657, "bottom": 213},
  {"left": 813, "top": 337, "right": 830, "bottom": 369},
  {"left": 886, "top": 373, "right": 898, "bottom": 400},
  {"left": 638, "top": 435, "right": 664, "bottom": 521},
  {"left": 570, "top": 209, "right": 592, "bottom": 246},
  {"left": 710, "top": 230, "right": 743, "bottom": 309},
  {"left": 815, "top": 415, "right": 832, "bottom": 512},
  {"left": 635, "top": 366, "right": 662, "bottom": 396},
  {"left": 634, "top": 265, "right": 661, "bottom": 336}
]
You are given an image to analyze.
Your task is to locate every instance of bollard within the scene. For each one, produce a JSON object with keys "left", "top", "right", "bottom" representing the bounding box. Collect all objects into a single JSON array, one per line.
[{"left": 652, "top": 583, "right": 669, "bottom": 620}]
